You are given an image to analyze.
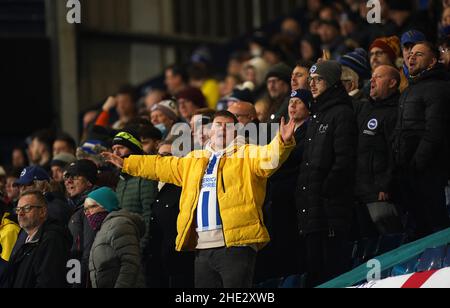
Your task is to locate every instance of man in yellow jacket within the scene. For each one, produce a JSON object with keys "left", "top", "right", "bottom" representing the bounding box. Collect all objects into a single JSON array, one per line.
[
  {"left": 0, "top": 201, "right": 20, "bottom": 262},
  {"left": 103, "top": 110, "right": 296, "bottom": 288}
]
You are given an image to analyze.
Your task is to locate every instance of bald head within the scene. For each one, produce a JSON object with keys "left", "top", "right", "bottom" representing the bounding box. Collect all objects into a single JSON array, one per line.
[
  {"left": 370, "top": 65, "right": 400, "bottom": 101},
  {"left": 227, "top": 102, "right": 257, "bottom": 125}
]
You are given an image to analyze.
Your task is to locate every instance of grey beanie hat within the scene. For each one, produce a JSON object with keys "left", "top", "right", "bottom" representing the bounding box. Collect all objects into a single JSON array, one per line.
[{"left": 310, "top": 60, "right": 342, "bottom": 87}]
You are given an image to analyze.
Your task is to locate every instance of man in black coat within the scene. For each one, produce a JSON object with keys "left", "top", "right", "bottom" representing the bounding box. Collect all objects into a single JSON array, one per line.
[
  {"left": 145, "top": 142, "right": 194, "bottom": 288},
  {"left": 3, "top": 190, "right": 71, "bottom": 288},
  {"left": 295, "top": 61, "right": 357, "bottom": 287},
  {"left": 393, "top": 42, "right": 450, "bottom": 239},
  {"left": 65, "top": 160, "right": 98, "bottom": 288},
  {"left": 355, "top": 65, "right": 404, "bottom": 236}
]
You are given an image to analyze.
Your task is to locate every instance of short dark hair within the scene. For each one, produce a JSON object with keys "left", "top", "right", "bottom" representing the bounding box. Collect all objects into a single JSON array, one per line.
[
  {"left": 212, "top": 111, "right": 238, "bottom": 124},
  {"left": 31, "top": 129, "right": 55, "bottom": 153},
  {"left": 415, "top": 41, "right": 440, "bottom": 60},
  {"left": 166, "top": 64, "right": 189, "bottom": 84},
  {"left": 55, "top": 132, "right": 77, "bottom": 152},
  {"left": 117, "top": 84, "right": 138, "bottom": 103},
  {"left": 19, "top": 189, "right": 48, "bottom": 208},
  {"left": 295, "top": 60, "right": 314, "bottom": 71}
]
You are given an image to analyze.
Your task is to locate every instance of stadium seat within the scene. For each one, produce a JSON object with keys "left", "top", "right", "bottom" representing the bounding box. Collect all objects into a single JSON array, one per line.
[
  {"left": 391, "top": 257, "right": 419, "bottom": 277},
  {"left": 416, "top": 246, "right": 447, "bottom": 272},
  {"left": 279, "top": 274, "right": 307, "bottom": 289},
  {"left": 442, "top": 246, "right": 450, "bottom": 268},
  {"left": 254, "top": 278, "right": 283, "bottom": 289}
]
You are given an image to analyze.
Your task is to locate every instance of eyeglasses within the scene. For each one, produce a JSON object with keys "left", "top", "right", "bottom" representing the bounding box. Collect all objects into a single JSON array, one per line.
[
  {"left": 63, "top": 175, "right": 84, "bottom": 182},
  {"left": 16, "top": 205, "right": 44, "bottom": 214},
  {"left": 308, "top": 76, "right": 325, "bottom": 84},
  {"left": 370, "top": 50, "right": 386, "bottom": 58},
  {"left": 232, "top": 113, "right": 250, "bottom": 119}
]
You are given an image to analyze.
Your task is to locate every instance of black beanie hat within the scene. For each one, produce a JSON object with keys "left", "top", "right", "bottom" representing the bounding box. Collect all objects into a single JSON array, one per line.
[{"left": 112, "top": 130, "right": 143, "bottom": 155}]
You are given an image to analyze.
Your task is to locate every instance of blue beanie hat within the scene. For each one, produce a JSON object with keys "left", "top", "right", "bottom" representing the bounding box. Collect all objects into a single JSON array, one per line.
[
  {"left": 338, "top": 48, "right": 371, "bottom": 81},
  {"left": 87, "top": 187, "right": 119, "bottom": 213},
  {"left": 401, "top": 30, "right": 426, "bottom": 47},
  {"left": 290, "top": 89, "right": 313, "bottom": 110}
]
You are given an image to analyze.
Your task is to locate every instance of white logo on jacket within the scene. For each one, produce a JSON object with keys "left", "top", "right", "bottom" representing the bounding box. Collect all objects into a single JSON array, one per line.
[{"left": 368, "top": 119, "right": 378, "bottom": 130}]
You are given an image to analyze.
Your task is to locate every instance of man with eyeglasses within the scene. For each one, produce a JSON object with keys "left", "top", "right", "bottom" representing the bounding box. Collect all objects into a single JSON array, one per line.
[
  {"left": 393, "top": 41, "right": 450, "bottom": 240},
  {"left": 295, "top": 60, "right": 357, "bottom": 287},
  {"left": 2, "top": 190, "right": 71, "bottom": 288}
]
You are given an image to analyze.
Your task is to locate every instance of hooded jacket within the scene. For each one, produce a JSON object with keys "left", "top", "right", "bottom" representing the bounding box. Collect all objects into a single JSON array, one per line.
[
  {"left": 89, "top": 210, "right": 146, "bottom": 288},
  {"left": 296, "top": 84, "right": 358, "bottom": 234},
  {"left": 123, "top": 134, "right": 295, "bottom": 252}
]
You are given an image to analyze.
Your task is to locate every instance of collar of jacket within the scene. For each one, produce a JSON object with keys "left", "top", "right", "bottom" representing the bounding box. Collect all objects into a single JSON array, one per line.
[
  {"left": 311, "top": 84, "right": 352, "bottom": 114},
  {"left": 203, "top": 135, "right": 247, "bottom": 157},
  {"left": 409, "top": 63, "right": 448, "bottom": 84},
  {"left": 370, "top": 91, "right": 400, "bottom": 107}
]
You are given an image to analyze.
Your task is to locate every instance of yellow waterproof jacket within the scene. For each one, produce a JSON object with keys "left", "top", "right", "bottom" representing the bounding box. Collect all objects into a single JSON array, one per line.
[
  {"left": 123, "top": 134, "right": 295, "bottom": 251},
  {"left": 0, "top": 212, "right": 20, "bottom": 261}
]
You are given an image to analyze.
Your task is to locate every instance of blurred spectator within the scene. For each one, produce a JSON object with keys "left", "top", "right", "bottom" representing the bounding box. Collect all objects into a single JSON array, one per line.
[
  {"left": 143, "top": 88, "right": 167, "bottom": 113},
  {"left": 0, "top": 167, "right": 5, "bottom": 196},
  {"left": 150, "top": 100, "right": 180, "bottom": 140},
  {"left": 112, "top": 130, "right": 157, "bottom": 253},
  {"left": 339, "top": 48, "right": 371, "bottom": 103},
  {"left": 228, "top": 102, "right": 257, "bottom": 126},
  {"left": 190, "top": 109, "right": 215, "bottom": 149},
  {"left": 355, "top": 65, "right": 403, "bottom": 236},
  {"left": 219, "top": 74, "right": 242, "bottom": 99},
  {"left": 442, "top": 6, "right": 450, "bottom": 27},
  {"left": 11, "top": 146, "right": 29, "bottom": 170},
  {"left": 165, "top": 64, "right": 188, "bottom": 96},
  {"left": 317, "top": 19, "right": 349, "bottom": 60},
  {"left": 80, "top": 109, "right": 99, "bottom": 144},
  {"left": 53, "top": 132, "right": 77, "bottom": 156},
  {"left": 291, "top": 60, "right": 313, "bottom": 91},
  {"left": 0, "top": 197, "right": 20, "bottom": 261},
  {"left": 139, "top": 124, "right": 163, "bottom": 155},
  {"left": 50, "top": 153, "right": 77, "bottom": 187},
  {"left": 393, "top": 42, "right": 450, "bottom": 239},
  {"left": 265, "top": 63, "right": 292, "bottom": 123},
  {"left": 300, "top": 34, "right": 323, "bottom": 63},
  {"left": 95, "top": 85, "right": 138, "bottom": 130},
  {"left": 28, "top": 129, "right": 55, "bottom": 172},
  {"left": 66, "top": 159, "right": 98, "bottom": 288},
  {"left": 439, "top": 36, "right": 450, "bottom": 69},
  {"left": 188, "top": 62, "right": 220, "bottom": 110},
  {"left": 242, "top": 57, "right": 270, "bottom": 99},
  {"left": 255, "top": 99, "right": 270, "bottom": 123},
  {"left": 4, "top": 168, "right": 22, "bottom": 207},
  {"left": 145, "top": 141, "right": 194, "bottom": 288},
  {"left": 296, "top": 61, "right": 357, "bottom": 287},
  {"left": 176, "top": 87, "right": 207, "bottom": 122},
  {"left": 87, "top": 187, "right": 145, "bottom": 288},
  {"left": 227, "top": 51, "right": 251, "bottom": 76},
  {"left": 3, "top": 190, "right": 71, "bottom": 288},
  {"left": 369, "top": 36, "right": 401, "bottom": 71},
  {"left": 14, "top": 166, "right": 72, "bottom": 226}
]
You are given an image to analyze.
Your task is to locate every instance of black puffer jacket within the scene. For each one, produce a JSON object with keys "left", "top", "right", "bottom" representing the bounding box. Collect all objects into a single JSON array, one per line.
[
  {"left": 296, "top": 84, "right": 357, "bottom": 234},
  {"left": 2, "top": 219, "right": 72, "bottom": 288},
  {"left": 393, "top": 65, "right": 450, "bottom": 175},
  {"left": 355, "top": 93, "right": 399, "bottom": 203},
  {"left": 67, "top": 187, "right": 98, "bottom": 288}
]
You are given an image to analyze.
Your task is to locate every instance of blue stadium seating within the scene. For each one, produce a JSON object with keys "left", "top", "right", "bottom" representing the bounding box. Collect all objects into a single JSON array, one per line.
[{"left": 416, "top": 246, "right": 447, "bottom": 272}]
